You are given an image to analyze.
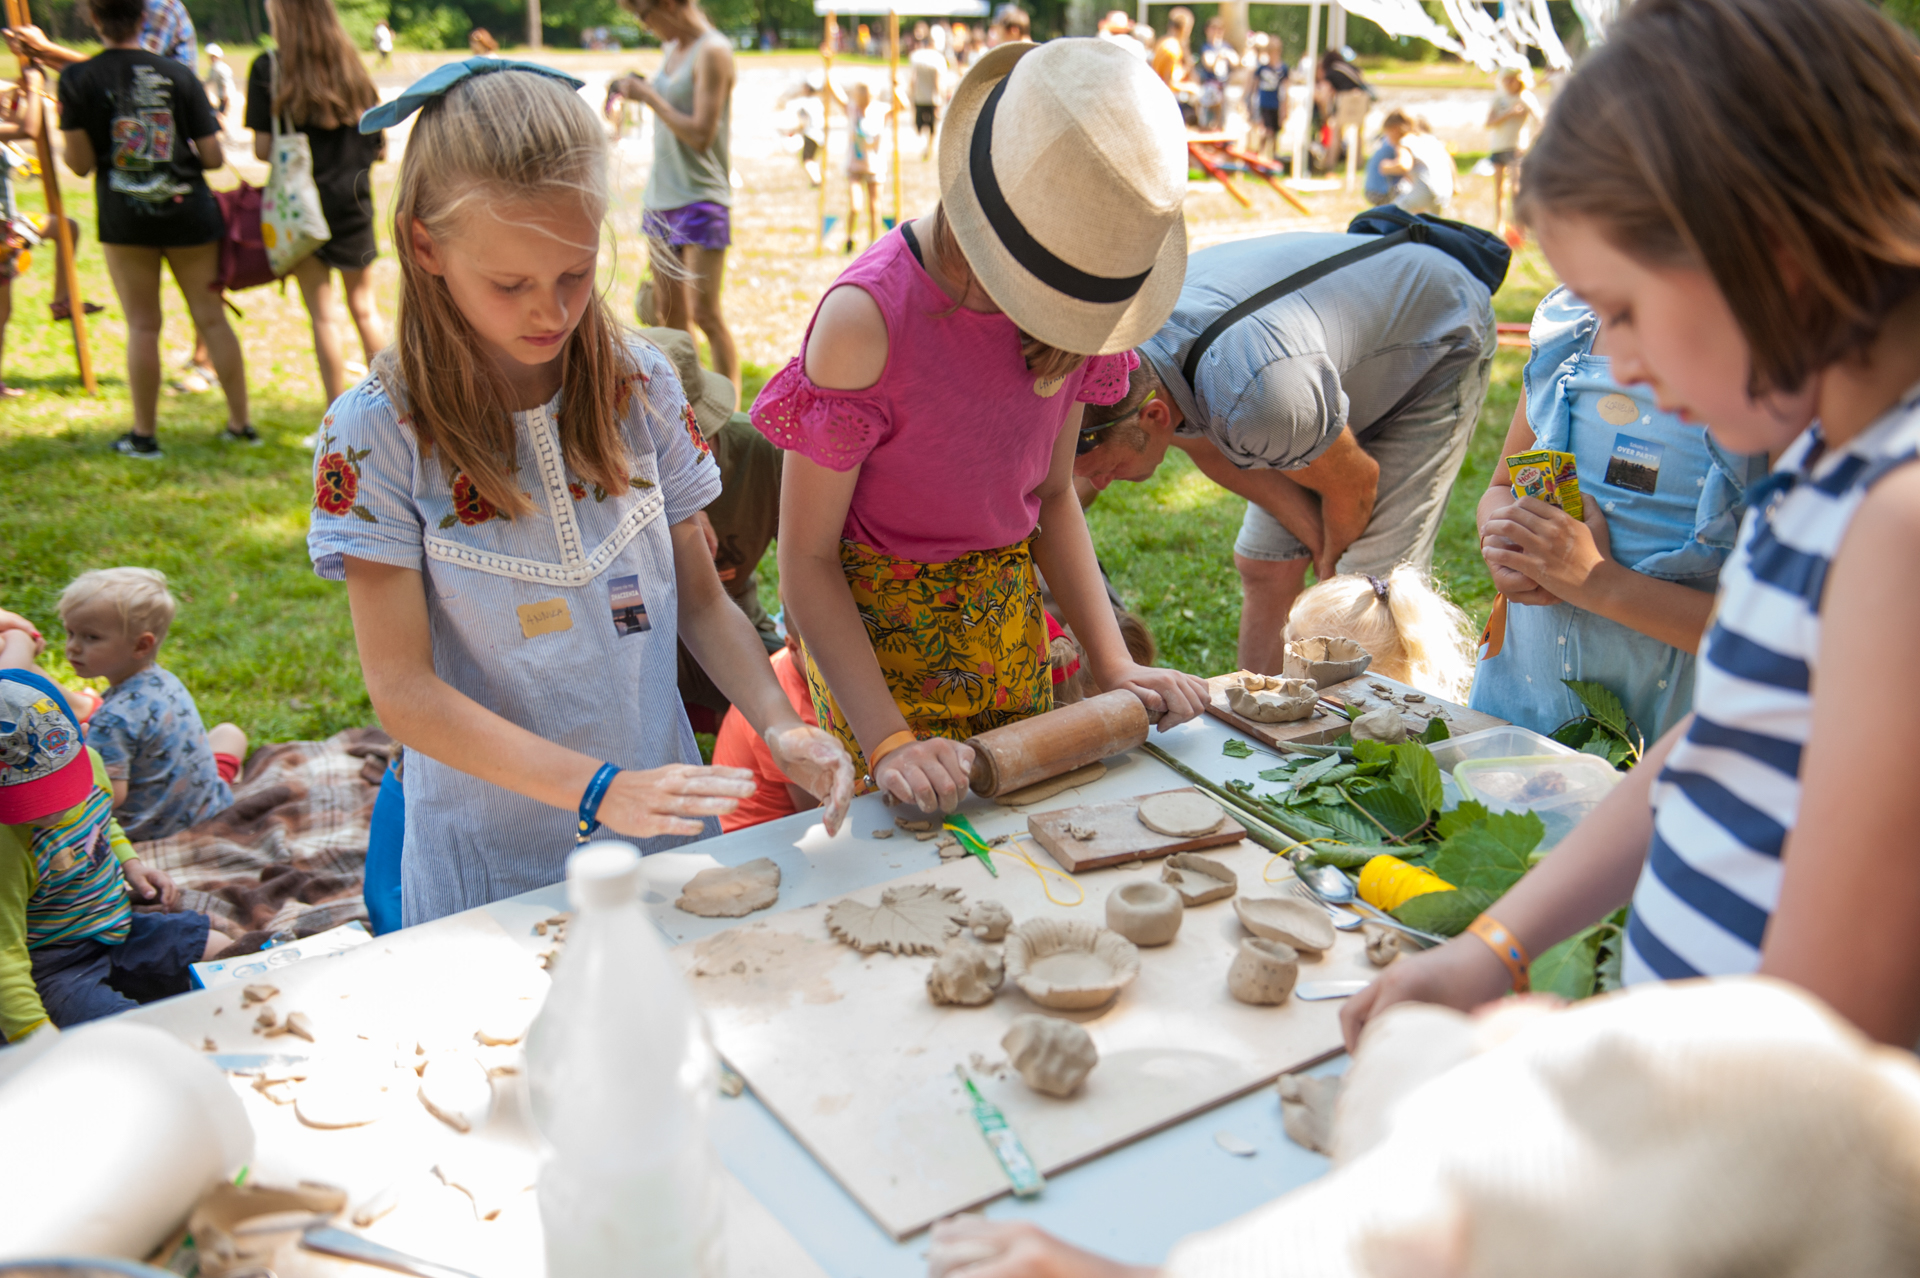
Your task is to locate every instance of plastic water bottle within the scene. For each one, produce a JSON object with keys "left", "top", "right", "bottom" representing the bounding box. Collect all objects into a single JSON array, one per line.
[{"left": 527, "top": 842, "right": 725, "bottom": 1277}]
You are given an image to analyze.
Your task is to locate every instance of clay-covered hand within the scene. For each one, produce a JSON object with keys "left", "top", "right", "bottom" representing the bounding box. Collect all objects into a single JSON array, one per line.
[
  {"left": 594, "top": 763, "right": 756, "bottom": 838},
  {"left": 766, "top": 723, "right": 853, "bottom": 834},
  {"left": 1103, "top": 663, "right": 1211, "bottom": 730},
  {"left": 122, "top": 858, "right": 181, "bottom": 911},
  {"left": 0, "top": 608, "right": 46, "bottom": 658},
  {"left": 1479, "top": 496, "right": 1614, "bottom": 610},
  {"left": 873, "top": 736, "right": 974, "bottom": 814},
  {"left": 927, "top": 1216, "right": 1160, "bottom": 1278},
  {"left": 1339, "top": 933, "right": 1515, "bottom": 1053}
]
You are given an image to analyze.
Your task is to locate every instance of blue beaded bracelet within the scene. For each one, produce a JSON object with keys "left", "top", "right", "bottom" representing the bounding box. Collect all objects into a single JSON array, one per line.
[{"left": 576, "top": 762, "right": 622, "bottom": 844}]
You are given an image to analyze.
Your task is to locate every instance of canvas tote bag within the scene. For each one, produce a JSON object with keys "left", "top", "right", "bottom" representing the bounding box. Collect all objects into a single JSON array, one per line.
[{"left": 261, "top": 52, "right": 331, "bottom": 276}]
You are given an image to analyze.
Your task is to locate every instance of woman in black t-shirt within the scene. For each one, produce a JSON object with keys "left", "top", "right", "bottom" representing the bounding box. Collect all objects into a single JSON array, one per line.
[
  {"left": 56, "top": 0, "right": 254, "bottom": 455},
  {"left": 246, "top": 0, "right": 386, "bottom": 404}
]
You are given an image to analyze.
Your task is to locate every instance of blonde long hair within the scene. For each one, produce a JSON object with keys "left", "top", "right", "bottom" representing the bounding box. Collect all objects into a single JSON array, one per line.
[
  {"left": 267, "top": 0, "right": 378, "bottom": 129},
  {"left": 1285, "top": 566, "right": 1475, "bottom": 702},
  {"left": 391, "top": 70, "right": 634, "bottom": 517}
]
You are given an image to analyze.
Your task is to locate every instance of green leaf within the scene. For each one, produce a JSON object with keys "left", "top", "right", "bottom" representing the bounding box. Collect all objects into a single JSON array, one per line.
[
  {"left": 1391, "top": 886, "right": 1495, "bottom": 936},
  {"left": 1528, "top": 925, "right": 1605, "bottom": 999},
  {"left": 1430, "top": 808, "right": 1547, "bottom": 895},
  {"left": 1420, "top": 716, "right": 1451, "bottom": 743},
  {"left": 1550, "top": 718, "right": 1597, "bottom": 750},
  {"left": 1352, "top": 739, "right": 1394, "bottom": 768},
  {"left": 1563, "top": 679, "right": 1630, "bottom": 736},
  {"left": 1434, "top": 799, "right": 1492, "bottom": 840},
  {"left": 1305, "top": 844, "right": 1394, "bottom": 870},
  {"left": 1306, "top": 785, "right": 1344, "bottom": 806},
  {"left": 1222, "top": 739, "right": 1254, "bottom": 759},
  {"left": 1349, "top": 784, "right": 1430, "bottom": 838},
  {"left": 1257, "top": 765, "right": 1295, "bottom": 783},
  {"left": 1291, "top": 802, "right": 1386, "bottom": 846},
  {"left": 1292, "top": 755, "right": 1348, "bottom": 789},
  {"left": 1386, "top": 742, "right": 1444, "bottom": 815}
]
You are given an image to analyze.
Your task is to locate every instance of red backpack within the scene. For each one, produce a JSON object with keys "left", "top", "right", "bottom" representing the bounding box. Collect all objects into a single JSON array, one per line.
[{"left": 212, "top": 181, "right": 278, "bottom": 293}]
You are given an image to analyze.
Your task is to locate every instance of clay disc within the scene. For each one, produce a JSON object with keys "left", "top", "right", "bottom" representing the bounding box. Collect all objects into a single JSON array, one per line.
[{"left": 1136, "top": 791, "right": 1226, "bottom": 838}]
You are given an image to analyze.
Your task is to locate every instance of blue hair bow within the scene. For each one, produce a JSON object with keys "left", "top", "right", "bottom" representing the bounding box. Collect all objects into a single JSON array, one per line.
[{"left": 359, "top": 57, "right": 587, "bottom": 133}]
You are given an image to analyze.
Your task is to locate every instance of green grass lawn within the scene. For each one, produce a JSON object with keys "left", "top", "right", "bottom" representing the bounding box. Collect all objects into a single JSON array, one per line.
[{"left": 1, "top": 160, "right": 1558, "bottom": 742}]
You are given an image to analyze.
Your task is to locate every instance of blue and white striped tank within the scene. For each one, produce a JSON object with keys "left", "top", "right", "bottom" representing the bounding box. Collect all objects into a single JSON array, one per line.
[{"left": 1624, "top": 384, "right": 1920, "bottom": 983}]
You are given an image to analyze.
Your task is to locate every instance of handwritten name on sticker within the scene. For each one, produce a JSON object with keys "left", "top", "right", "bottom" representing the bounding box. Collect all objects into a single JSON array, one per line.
[{"left": 517, "top": 598, "right": 574, "bottom": 639}]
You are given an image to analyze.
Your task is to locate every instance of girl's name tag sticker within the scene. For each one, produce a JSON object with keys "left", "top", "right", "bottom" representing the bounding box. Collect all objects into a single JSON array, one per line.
[
  {"left": 517, "top": 598, "right": 573, "bottom": 639},
  {"left": 610, "top": 574, "right": 651, "bottom": 637},
  {"left": 1596, "top": 392, "right": 1641, "bottom": 426}
]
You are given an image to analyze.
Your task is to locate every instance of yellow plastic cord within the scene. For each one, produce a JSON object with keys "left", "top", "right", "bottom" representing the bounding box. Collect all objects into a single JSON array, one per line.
[
  {"left": 996, "top": 839, "right": 1086, "bottom": 907},
  {"left": 1357, "top": 854, "right": 1455, "bottom": 912}
]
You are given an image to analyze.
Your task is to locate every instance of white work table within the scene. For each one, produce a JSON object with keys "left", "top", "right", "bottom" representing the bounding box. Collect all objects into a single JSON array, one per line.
[{"left": 115, "top": 714, "right": 1343, "bottom": 1277}]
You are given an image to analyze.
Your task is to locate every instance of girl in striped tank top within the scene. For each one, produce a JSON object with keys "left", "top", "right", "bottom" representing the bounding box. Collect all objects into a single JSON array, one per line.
[{"left": 1348, "top": 0, "right": 1920, "bottom": 1048}]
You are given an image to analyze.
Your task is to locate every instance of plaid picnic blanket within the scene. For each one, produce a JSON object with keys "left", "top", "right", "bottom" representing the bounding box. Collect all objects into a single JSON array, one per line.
[{"left": 132, "top": 729, "right": 390, "bottom": 947}]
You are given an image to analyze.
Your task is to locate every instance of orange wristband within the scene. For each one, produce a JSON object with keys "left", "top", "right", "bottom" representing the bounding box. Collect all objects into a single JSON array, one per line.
[
  {"left": 865, "top": 730, "right": 919, "bottom": 771},
  {"left": 1466, "top": 913, "right": 1531, "bottom": 994}
]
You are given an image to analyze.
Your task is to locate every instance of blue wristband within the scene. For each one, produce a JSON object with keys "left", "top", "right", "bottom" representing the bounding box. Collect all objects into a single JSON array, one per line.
[{"left": 577, "top": 763, "right": 622, "bottom": 844}]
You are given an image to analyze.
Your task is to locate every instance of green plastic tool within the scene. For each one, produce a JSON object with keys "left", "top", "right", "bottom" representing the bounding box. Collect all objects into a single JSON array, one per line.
[
  {"left": 957, "top": 1066, "right": 1043, "bottom": 1196},
  {"left": 942, "top": 813, "right": 998, "bottom": 877}
]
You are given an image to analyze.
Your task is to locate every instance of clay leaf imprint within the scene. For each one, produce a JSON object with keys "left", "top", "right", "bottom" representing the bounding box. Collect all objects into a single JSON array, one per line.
[{"left": 825, "top": 883, "right": 967, "bottom": 956}]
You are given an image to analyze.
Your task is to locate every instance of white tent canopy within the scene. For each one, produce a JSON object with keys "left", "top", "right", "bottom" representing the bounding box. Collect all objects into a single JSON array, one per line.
[{"left": 813, "top": 0, "right": 987, "bottom": 14}]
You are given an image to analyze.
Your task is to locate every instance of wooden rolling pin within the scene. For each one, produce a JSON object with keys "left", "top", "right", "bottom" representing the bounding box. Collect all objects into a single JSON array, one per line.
[{"left": 965, "top": 690, "right": 1152, "bottom": 798}]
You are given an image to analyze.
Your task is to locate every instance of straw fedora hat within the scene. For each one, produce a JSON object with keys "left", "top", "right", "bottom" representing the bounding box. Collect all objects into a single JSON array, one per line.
[{"left": 938, "top": 38, "right": 1188, "bottom": 356}]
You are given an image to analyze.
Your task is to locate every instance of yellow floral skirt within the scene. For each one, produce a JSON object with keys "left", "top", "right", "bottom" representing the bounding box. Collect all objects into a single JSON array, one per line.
[{"left": 802, "top": 539, "right": 1053, "bottom": 777}]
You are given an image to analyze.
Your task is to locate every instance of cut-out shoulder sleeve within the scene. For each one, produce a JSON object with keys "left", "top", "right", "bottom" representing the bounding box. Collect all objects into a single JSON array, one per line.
[
  {"left": 1075, "top": 350, "right": 1142, "bottom": 406},
  {"left": 749, "top": 357, "right": 893, "bottom": 472}
]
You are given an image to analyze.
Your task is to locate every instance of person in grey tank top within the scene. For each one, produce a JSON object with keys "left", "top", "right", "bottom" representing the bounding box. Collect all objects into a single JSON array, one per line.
[{"left": 606, "top": 0, "right": 740, "bottom": 392}]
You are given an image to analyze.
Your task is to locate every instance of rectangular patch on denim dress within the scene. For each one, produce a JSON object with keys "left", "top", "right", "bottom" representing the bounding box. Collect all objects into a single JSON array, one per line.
[
  {"left": 609, "top": 574, "right": 650, "bottom": 636},
  {"left": 1604, "top": 434, "right": 1664, "bottom": 495}
]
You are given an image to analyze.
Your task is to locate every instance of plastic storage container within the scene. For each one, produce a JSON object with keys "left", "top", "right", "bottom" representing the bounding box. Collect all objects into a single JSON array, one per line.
[
  {"left": 1453, "top": 754, "right": 1623, "bottom": 850},
  {"left": 1425, "top": 724, "right": 1578, "bottom": 775},
  {"left": 526, "top": 842, "right": 725, "bottom": 1278}
]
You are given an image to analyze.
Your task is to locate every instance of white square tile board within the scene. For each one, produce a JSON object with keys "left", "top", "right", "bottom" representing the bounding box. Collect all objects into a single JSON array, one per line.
[{"left": 669, "top": 838, "right": 1371, "bottom": 1239}]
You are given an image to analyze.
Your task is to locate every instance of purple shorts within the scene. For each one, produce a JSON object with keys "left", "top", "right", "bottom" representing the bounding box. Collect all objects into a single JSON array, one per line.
[{"left": 643, "top": 201, "right": 732, "bottom": 251}]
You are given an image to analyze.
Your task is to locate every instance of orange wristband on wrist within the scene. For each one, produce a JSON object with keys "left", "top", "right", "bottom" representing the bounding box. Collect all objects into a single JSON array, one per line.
[
  {"left": 1466, "top": 913, "right": 1531, "bottom": 994},
  {"left": 866, "top": 730, "right": 919, "bottom": 771}
]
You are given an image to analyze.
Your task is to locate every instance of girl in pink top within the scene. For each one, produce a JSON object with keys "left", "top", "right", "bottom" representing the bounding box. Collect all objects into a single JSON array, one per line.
[{"left": 756, "top": 39, "right": 1210, "bottom": 812}]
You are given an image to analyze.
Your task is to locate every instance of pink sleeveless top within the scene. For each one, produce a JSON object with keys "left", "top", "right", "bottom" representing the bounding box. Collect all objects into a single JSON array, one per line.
[{"left": 751, "top": 228, "right": 1137, "bottom": 564}]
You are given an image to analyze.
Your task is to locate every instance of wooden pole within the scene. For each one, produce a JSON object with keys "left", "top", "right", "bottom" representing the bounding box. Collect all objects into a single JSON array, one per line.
[
  {"left": 1291, "top": 0, "right": 1319, "bottom": 185},
  {"left": 6, "top": 0, "right": 95, "bottom": 392},
  {"left": 817, "top": 14, "right": 836, "bottom": 255},
  {"left": 527, "top": 0, "right": 542, "bottom": 48},
  {"left": 887, "top": 9, "right": 901, "bottom": 229},
  {"left": 1188, "top": 141, "right": 1251, "bottom": 209}
]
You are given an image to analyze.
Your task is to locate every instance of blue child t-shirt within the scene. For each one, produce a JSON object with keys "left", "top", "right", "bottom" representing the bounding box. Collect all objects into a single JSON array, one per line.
[
  {"left": 87, "top": 665, "right": 233, "bottom": 843},
  {"left": 1255, "top": 62, "right": 1288, "bottom": 111}
]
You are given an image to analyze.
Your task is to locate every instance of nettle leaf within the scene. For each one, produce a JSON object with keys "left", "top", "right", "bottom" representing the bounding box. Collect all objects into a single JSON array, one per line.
[
  {"left": 1222, "top": 739, "right": 1254, "bottom": 759},
  {"left": 1435, "top": 799, "right": 1492, "bottom": 840},
  {"left": 1551, "top": 718, "right": 1597, "bottom": 750},
  {"left": 1258, "top": 765, "right": 1295, "bottom": 783},
  {"left": 1387, "top": 742, "right": 1444, "bottom": 815},
  {"left": 1420, "top": 716, "right": 1451, "bottom": 743},
  {"left": 1350, "top": 785, "right": 1429, "bottom": 838},
  {"left": 1293, "top": 756, "right": 1349, "bottom": 789},
  {"left": 1352, "top": 739, "right": 1394, "bottom": 768},
  {"left": 1529, "top": 924, "right": 1605, "bottom": 1000},
  {"left": 1430, "top": 808, "right": 1546, "bottom": 895},
  {"left": 1392, "top": 886, "right": 1494, "bottom": 937},
  {"left": 1291, "top": 802, "right": 1385, "bottom": 846},
  {"left": 1563, "top": 679, "right": 1641, "bottom": 745}
]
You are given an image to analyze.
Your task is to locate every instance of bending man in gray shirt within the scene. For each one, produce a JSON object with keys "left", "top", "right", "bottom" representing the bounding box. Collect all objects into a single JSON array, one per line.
[{"left": 1075, "top": 231, "right": 1497, "bottom": 672}]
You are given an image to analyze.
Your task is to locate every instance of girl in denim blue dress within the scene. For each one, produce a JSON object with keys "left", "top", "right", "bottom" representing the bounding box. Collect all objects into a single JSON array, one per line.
[
  {"left": 306, "top": 61, "right": 851, "bottom": 925},
  {"left": 1468, "top": 287, "right": 1768, "bottom": 742}
]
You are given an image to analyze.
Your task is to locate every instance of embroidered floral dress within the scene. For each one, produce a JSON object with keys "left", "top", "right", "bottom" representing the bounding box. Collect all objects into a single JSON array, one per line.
[
  {"left": 750, "top": 226, "right": 1137, "bottom": 770},
  {"left": 307, "top": 341, "right": 721, "bottom": 925}
]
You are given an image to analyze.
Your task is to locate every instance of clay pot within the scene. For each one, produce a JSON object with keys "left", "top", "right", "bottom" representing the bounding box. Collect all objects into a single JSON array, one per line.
[
  {"left": 1161, "top": 852, "right": 1237, "bottom": 906},
  {"left": 1234, "top": 895, "right": 1335, "bottom": 954},
  {"left": 1105, "top": 880, "right": 1183, "bottom": 946},
  {"left": 1002, "top": 1014, "right": 1098, "bottom": 1098},
  {"left": 1003, "top": 919, "right": 1141, "bottom": 1010},
  {"left": 1282, "top": 636, "right": 1373, "bottom": 689},
  {"left": 1224, "top": 673, "right": 1319, "bottom": 723},
  {"left": 1228, "top": 938, "right": 1300, "bottom": 1005},
  {"left": 926, "top": 937, "right": 1005, "bottom": 1006}
]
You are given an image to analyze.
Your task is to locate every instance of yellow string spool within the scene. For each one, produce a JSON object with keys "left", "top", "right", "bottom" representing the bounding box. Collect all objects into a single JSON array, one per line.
[{"left": 1358, "top": 854, "right": 1455, "bottom": 912}]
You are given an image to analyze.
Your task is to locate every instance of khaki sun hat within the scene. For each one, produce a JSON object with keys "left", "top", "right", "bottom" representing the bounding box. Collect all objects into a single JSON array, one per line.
[
  {"left": 938, "top": 38, "right": 1188, "bottom": 356},
  {"left": 639, "top": 326, "right": 737, "bottom": 439}
]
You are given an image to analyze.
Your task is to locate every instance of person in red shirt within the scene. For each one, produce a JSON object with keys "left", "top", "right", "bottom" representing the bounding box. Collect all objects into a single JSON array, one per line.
[{"left": 712, "top": 637, "right": 821, "bottom": 831}]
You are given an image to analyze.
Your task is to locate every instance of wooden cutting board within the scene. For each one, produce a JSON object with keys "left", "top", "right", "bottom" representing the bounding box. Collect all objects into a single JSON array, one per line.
[
  {"left": 1204, "top": 671, "right": 1506, "bottom": 751},
  {"left": 1026, "top": 786, "right": 1247, "bottom": 872}
]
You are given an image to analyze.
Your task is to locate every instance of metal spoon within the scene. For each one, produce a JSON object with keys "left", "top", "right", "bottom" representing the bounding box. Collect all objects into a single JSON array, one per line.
[
  {"left": 302, "top": 1226, "right": 481, "bottom": 1278},
  {"left": 1284, "top": 879, "right": 1363, "bottom": 930},
  {"left": 1291, "top": 859, "right": 1445, "bottom": 947}
]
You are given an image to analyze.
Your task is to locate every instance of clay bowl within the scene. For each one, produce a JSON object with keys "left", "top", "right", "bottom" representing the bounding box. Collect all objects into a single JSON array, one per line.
[
  {"left": 1105, "top": 880, "right": 1183, "bottom": 947},
  {"left": 1234, "top": 895, "right": 1336, "bottom": 954},
  {"left": 1162, "top": 853, "right": 1237, "bottom": 906},
  {"left": 1225, "top": 673, "right": 1318, "bottom": 724},
  {"left": 1003, "top": 918, "right": 1141, "bottom": 1010},
  {"left": 1228, "top": 937, "right": 1300, "bottom": 1005},
  {"left": 1283, "top": 635, "right": 1373, "bottom": 689}
]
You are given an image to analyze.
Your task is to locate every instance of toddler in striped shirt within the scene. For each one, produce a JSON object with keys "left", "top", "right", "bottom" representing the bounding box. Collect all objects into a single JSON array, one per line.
[{"left": 0, "top": 668, "right": 232, "bottom": 1041}]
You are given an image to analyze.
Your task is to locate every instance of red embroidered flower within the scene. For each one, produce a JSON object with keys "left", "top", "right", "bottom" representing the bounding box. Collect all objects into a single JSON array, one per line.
[
  {"left": 450, "top": 473, "right": 498, "bottom": 526},
  {"left": 315, "top": 451, "right": 357, "bottom": 515},
  {"left": 684, "top": 403, "right": 713, "bottom": 458},
  {"left": 568, "top": 481, "right": 587, "bottom": 501}
]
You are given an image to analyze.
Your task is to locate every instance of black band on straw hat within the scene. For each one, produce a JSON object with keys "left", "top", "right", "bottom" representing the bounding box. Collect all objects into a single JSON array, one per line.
[{"left": 969, "top": 77, "right": 1152, "bottom": 306}]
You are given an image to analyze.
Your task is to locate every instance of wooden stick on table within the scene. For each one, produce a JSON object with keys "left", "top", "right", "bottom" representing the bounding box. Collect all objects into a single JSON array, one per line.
[{"left": 5, "top": 0, "right": 95, "bottom": 393}]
